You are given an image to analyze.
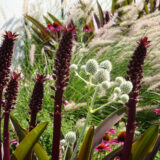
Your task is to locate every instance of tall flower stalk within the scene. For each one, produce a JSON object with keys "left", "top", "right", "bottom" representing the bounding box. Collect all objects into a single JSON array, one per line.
[
  {"left": 51, "top": 23, "right": 76, "bottom": 160},
  {"left": 121, "top": 37, "right": 150, "bottom": 160},
  {"left": 0, "top": 31, "right": 18, "bottom": 160},
  {"left": 3, "top": 72, "right": 20, "bottom": 160},
  {"left": 28, "top": 74, "right": 45, "bottom": 131}
]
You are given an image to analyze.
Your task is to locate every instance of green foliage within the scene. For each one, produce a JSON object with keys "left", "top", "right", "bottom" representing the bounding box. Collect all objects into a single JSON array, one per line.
[
  {"left": 78, "top": 126, "right": 94, "bottom": 160},
  {"left": 11, "top": 122, "right": 48, "bottom": 160},
  {"left": 130, "top": 125, "right": 159, "bottom": 160}
]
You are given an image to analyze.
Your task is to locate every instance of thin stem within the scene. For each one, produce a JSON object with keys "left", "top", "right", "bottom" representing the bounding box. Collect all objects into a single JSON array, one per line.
[
  {"left": 3, "top": 112, "right": 10, "bottom": 160},
  {"left": 75, "top": 72, "right": 96, "bottom": 87},
  {"left": 90, "top": 101, "right": 114, "bottom": 113},
  {"left": 70, "top": 86, "right": 99, "bottom": 160},
  {"left": 63, "top": 143, "right": 69, "bottom": 160}
]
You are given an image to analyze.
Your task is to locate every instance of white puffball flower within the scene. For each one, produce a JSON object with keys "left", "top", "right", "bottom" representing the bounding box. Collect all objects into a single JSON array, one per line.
[
  {"left": 94, "top": 69, "right": 110, "bottom": 83},
  {"left": 114, "top": 87, "right": 121, "bottom": 95},
  {"left": 80, "top": 65, "right": 86, "bottom": 72},
  {"left": 120, "top": 94, "right": 129, "bottom": 104},
  {"left": 60, "top": 139, "right": 67, "bottom": 146},
  {"left": 120, "top": 81, "right": 133, "bottom": 94},
  {"left": 99, "top": 60, "right": 112, "bottom": 72},
  {"left": 102, "top": 81, "right": 110, "bottom": 90},
  {"left": 65, "top": 131, "right": 76, "bottom": 144},
  {"left": 85, "top": 59, "right": 98, "bottom": 75},
  {"left": 76, "top": 118, "right": 86, "bottom": 128},
  {"left": 115, "top": 77, "right": 124, "bottom": 85},
  {"left": 70, "top": 64, "right": 78, "bottom": 72}
]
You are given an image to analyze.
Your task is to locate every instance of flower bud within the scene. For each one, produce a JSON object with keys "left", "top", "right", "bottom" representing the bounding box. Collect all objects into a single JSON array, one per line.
[
  {"left": 80, "top": 65, "right": 86, "bottom": 72},
  {"left": 115, "top": 77, "right": 124, "bottom": 85},
  {"left": 102, "top": 81, "right": 110, "bottom": 90},
  {"left": 120, "top": 81, "right": 133, "bottom": 94},
  {"left": 99, "top": 60, "right": 112, "bottom": 72},
  {"left": 114, "top": 87, "right": 121, "bottom": 95},
  {"left": 70, "top": 64, "right": 78, "bottom": 72},
  {"left": 86, "top": 59, "right": 98, "bottom": 75},
  {"left": 94, "top": 69, "right": 110, "bottom": 83},
  {"left": 60, "top": 139, "right": 67, "bottom": 146},
  {"left": 65, "top": 131, "right": 76, "bottom": 144},
  {"left": 120, "top": 94, "right": 129, "bottom": 104}
]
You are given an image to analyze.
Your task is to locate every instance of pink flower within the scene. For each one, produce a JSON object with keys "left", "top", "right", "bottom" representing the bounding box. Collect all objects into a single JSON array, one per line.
[
  {"left": 106, "top": 128, "right": 117, "bottom": 135},
  {"left": 154, "top": 108, "right": 160, "bottom": 114},
  {"left": 95, "top": 143, "right": 111, "bottom": 151},
  {"left": 9, "top": 139, "right": 17, "bottom": 145},
  {"left": 46, "top": 22, "right": 63, "bottom": 32},
  {"left": 83, "top": 24, "right": 92, "bottom": 33}
]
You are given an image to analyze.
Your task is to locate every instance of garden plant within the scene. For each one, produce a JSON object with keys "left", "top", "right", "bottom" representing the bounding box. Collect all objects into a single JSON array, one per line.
[{"left": 1, "top": 0, "right": 160, "bottom": 160}]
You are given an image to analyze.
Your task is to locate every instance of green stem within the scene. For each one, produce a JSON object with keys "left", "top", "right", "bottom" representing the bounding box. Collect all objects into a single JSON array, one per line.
[
  {"left": 63, "top": 143, "right": 69, "bottom": 160},
  {"left": 70, "top": 86, "right": 99, "bottom": 160},
  {"left": 90, "top": 101, "right": 114, "bottom": 113}
]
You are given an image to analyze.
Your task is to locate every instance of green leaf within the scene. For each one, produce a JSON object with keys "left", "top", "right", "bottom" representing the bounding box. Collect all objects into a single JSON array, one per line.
[
  {"left": 10, "top": 114, "right": 49, "bottom": 160},
  {"left": 65, "top": 147, "right": 72, "bottom": 160},
  {"left": 11, "top": 121, "right": 48, "bottom": 160},
  {"left": 130, "top": 125, "right": 159, "bottom": 160},
  {"left": 43, "top": 16, "right": 52, "bottom": 25},
  {"left": 144, "top": 2, "right": 149, "bottom": 14},
  {"left": 78, "top": 126, "right": 94, "bottom": 160},
  {"left": 144, "top": 136, "right": 160, "bottom": 160},
  {"left": 150, "top": 0, "right": 154, "bottom": 12},
  {"left": 96, "top": 0, "right": 104, "bottom": 27},
  {"left": 90, "top": 107, "right": 126, "bottom": 156},
  {"left": 47, "top": 12, "right": 62, "bottom": 25},
  {"left": 25, "top": 15, "right": 51, "bottom": 41}
]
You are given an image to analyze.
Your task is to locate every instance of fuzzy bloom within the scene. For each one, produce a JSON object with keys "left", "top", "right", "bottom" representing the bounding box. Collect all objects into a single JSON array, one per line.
[
  {"left": 46, "top": 21, "right": 63, "bottom": 32},
  {"left": 99, "top": 60, "right": 112, "bottom": 72},
  {"left": 0, "top": 31, "right": 18, "bottom": 88},
  {"left": 86, "top": 59, "right": 98, "bottom": 75},
  {"left": 52, "top": 23, "right": 76, "bottom": 160},
  {"left": 94, "top": 69, "right": 110, "bottom": 83},
  {"left": 83, "top": 24, "right": 92, "bottom": 33},
  {"left": 29, "top": 73, "right": 45, "bottom": 131},
  {"left": 154, "top": 108, "right": 160, "bottom": 114}
]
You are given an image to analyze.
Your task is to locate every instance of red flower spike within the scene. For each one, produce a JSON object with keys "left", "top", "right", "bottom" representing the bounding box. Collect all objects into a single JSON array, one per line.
[
  {"left": 29, "top": 73, "right": 45, "bottom": 131},
  {"left": 3, "top": 31, "right": 18, "bottom": 40},
  {"left": 11, "top": 72, "right": 21, "bottom": 81},
  {"left": 3, "top": 71, "right": 20, "bottom": 160},
  {"left": 139, "top": 37, "right": 150, "bottom": 48}
]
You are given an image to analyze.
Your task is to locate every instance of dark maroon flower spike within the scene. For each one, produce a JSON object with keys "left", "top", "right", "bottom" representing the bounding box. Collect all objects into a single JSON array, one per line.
[
  {"left": 105, "top": 11, "right": 110, "bottom": 24},
  {"left": 51, "top": 22, "right": 76, "bottom": 160},
  {"left": 153, "top": 0, "right": 157, "bottom": 12},
  {"left": 28, "top": 73, "right": 46, "bottom": 131},
  {"left": 0, "top": 31, "right": 18, "bottom": 160},
  {"left": 121, "top": 37, "right": 150, "bottom": 160},
  {"left": 3, "top": 72, "right": 20, "bottom": 160}
]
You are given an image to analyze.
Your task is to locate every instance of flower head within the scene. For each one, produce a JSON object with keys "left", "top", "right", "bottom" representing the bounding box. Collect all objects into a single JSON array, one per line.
[
  {"left": 0, "top": 31, "right": 18, "bottom": 88},
  {"left": 154, "top": 108, "right": 160, "bottom": 114},
  {"left": 94, "top": 69, "right": 110, "bottom": 83},
  {"left": 83, "top": 24, "right": 92, "bottom": 33},
  {"left": 86, "top": 59, "right": 98, "bottom": 75},
  {"left": 99, "top": 60, "right": 112, "bottom": 72},
  {"left": 65, "top": 131, "right": 76, "bottom": 144},
  {"left": 46, "top": 21, "right": 63, "bottom": 32},
  {"left": 103, "top": 133, "right": 111, "bottom": 141},
  {"left": 95, "top": 143, "right": 111, "bottom": 151}
]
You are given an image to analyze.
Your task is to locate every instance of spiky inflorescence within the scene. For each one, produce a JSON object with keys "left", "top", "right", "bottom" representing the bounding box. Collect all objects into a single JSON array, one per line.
[
  {"left": 121, "top": 37, "right": 150, "bottom": 160},
  {"left": 0, "top": 31, "right": 18, "bottom": 160},
  {"left": 29, "top": 73, "right": 45, "bottom": 131},
  {"left": 52, "top": 23, "right": 76, "bottom": 160},
  {"left": 3, "top": 72, "right": 20, "bottom": 160}
]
